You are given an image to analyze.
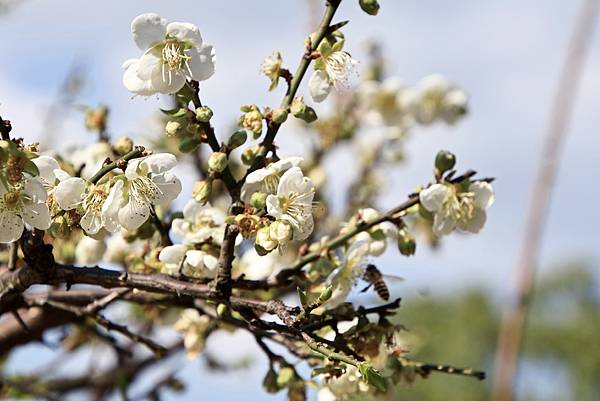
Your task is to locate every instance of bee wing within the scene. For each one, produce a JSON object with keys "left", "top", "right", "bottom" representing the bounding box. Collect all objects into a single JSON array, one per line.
[
  {"left": 382, "top": 274, "right": 405, "bottom": 283},
  {"left": 360, "top": 283, "right": 373, "bottom": 293}
]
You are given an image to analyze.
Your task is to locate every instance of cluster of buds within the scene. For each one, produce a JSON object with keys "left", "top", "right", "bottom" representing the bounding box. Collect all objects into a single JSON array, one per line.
[{"left": 239, "top": 105, "right": 264, "bottom": 139}]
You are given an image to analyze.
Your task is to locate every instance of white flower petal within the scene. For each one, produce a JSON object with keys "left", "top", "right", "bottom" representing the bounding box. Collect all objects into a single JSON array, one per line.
[
  {"left": 159, "top": 244, "right": 187, "bottom": 265},
  {"left": 122, "top": 58, "right": 156, "bottom": 96},
  {"left": 166, "top": 22, "right": 202, "bottom": 46},
  {"left": 309, "top": 70, "right": 332, "bottom": 103},
  {"left": 419, "top": 184, "right": 449, "bottom": 213},
  {"left": 0, "top": 211, "right": 24, "bottom": 243},
  {"left": 131, "top": 13, "right": 166, "bottom": 50},
  {"left": 118, "top": 194, "right": 150, "bottom": 231},
  {"left": 432, "top": 213, "right": 455, "bottom": 236},
  {"left": 32, "top": 156, "right": 60, "bottom": 184},
  {"left": 152, "top": 173, "right": 181, "bottom": 206},
  {"left": 55, "top": 177, "right": 86, "bottom": 210},
  {"left": 23, "top": 179, "right": 47, "bottom": 203},
  {"left": 125, "top": 158, "right": 143, "bottom": 180},
  {"left": 141, "top": 153, "right": 177, "bottom": 174},
  {"left": 470, "top": 181, "right": 495, "bottom": 210},
  {"left": 80, "top": 209, "right": 103, "bottom": 235},
  {"left": 22, "top": 201, "right": 51, "bottom": 230},
  {"left": 265, "top": 194, "right": 282, "bottom": 219},
  {"left": 187, "top": 43, "right": 215, "bottom": 82},
  {"left": 184, "top": 250, "right": 206, "bottom": 269},
  {"left": 75, "top": 236, "right": 106, "bottom": 266},
  {"left": 102, "top": 180, "right": 124, "bottom": 233},
  {"left": 464, "top": 208, "right": 487, "bottom": 233}
]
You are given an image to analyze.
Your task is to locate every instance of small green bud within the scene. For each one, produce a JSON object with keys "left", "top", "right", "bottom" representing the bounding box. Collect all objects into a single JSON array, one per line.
[
  {"left": 208, "top": 151, "right": 228, "bottom": 173},
  {"left": 272, "top": 108, "right": 289, "bottom": 124},
  {"left": 165, "top": 120, "right": 182, "bottom": 137},
  {"left": 290, "top": 97, "right": 317, "bottom": 123},
  {"left": 250, "top": 192, "right": 267, "bottom": 209},
  {"left": 241, "top": 146, "right": 259, "bottom": 165},
  {"left": 192, "top": 179, "right": 212, "bottom": 205},
  {"left": 195, "top": 106, "right": 213, "bottom": 123},
  {"left": 227, "top": 130, "right": 248, "bottom": 150},
  {"left": 397, "top": 228, "right": 416, "bottom": 256},
  {"left": 113, "top": 136, "right": 134, "bottom": 156},
  {"left": 435, "top": 150, "right": 456, "bottom": 173},
  {"left": 359, "top": 0, "right": 380, "bottom": 15}
]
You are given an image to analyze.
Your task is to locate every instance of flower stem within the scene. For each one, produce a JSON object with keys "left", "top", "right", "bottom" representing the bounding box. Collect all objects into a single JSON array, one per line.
[{"left": 89, "top": 147, "right": 144, "bottom": 185}]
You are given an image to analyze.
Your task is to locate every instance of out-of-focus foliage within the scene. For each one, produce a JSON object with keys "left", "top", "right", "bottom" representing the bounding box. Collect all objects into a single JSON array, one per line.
[{"left": 392, "top": 262, "right": 600, "bottom": 401}]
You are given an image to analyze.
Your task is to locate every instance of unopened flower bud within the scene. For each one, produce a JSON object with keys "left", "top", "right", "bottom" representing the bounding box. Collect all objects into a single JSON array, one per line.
[
  {"left": 241, "top": 146, "right": 259, "bottom": 165},
  {"left": 216, "top": 303, "right": 229, "bottom": 317},
  {"left": 85, "top": 105, "right": 108, "bottom": 132},
  {"left": 195, "top": 106, "right": 213, "bottom": 123},
  {"left": 272, "top": 108, "right": 289, "bottom": 124},
  {"left": 263, "top": 368, "right": 280, "bottom": 394},
  {"left": 397, "top": 229, "right": 416, "bottom": 256},
  {"left": 256, "top": 225, "right": 278, "bottom": 253},
  {"left": 276, "top": 367, "right": 295, "bottom": 387},
  {"left": 208, "top": 151, "right": 228, "bottom": 173},
  {"left": 250, "top": 192, "right": 267, "bottom": 210},
  {"left": 290, "top": 97, "right": 317, "bottom": 123},
  {"left": 192, "top": 179, "right": 212, "bottom": 205},
  {"left": 113, "top": 136, "right": 134, "bottom": 156},
  {"left": 165, "top": 121, "right": 182, "bottom": 137},
  {"left": 270, "top": 220, "right": 293, "bottom": 244},
  {"left": 240, "top": 105, "right": 263, "bottom": 139},
  {"left": 434, "top": 150, "right": 456, "bottom": 173},
  {"left": 359, "top": 0, "right": 380, "bottom": 15},
  {"left": 227, "top": 130, "right": 247, "bottom": 150}
]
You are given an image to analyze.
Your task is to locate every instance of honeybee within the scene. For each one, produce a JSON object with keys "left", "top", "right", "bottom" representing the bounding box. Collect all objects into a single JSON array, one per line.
[{"left": 360, "top": 264, "right": 404, "bottom": 301}]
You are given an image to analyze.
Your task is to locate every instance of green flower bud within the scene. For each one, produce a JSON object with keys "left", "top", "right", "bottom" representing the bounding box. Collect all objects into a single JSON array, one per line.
[
  {"left": 165, "top": 121, "right": 182, "bottom": 137},
  {"left": 250, "top": 192, "right": 267, "bottom": 209},
  {"left": 216, "top": 303, "right": 229, "bottom": 317},
  {"left": 359, "top": 0, "right": 380, "bottom": 15},
  {"left": 195, "top": 106, "right": 213, "bottom": 123},
  {"left": 290, "top": 97, "right": 317, "bottom": 123},
  {"left": 397, "top": 228, "right": 416, "bottom": 256},
  {"left": 113, "top": 136, "right": 134, "bottom": 156},
  {"left": 208, "top": 151, "right": 228, "bottom": 173},
  {"left": 272, "top": 108, "right": 289, "bottom": 124},
  {"left": 227, "top": 130, "right": 248, "bottom": 150},
  {"left": 276, "top": 367, "right": 295, "bottom": 387},
  {"left": 241, "top": 146, "right": 259, "bottom": 165},
  {"left": 192, "top": 179, "right": 212, "bottom": 205},
  {"left": 435, "top": 150, "right": 456, "bottom": 173}
]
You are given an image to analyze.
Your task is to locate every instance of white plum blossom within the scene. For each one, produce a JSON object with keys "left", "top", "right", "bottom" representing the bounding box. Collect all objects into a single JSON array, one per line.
[
  {"left": 241, "top": 156, "right": 303, "bottom": 203},
  {"left": 174, "top": 309, "right": 211, "bottom": 359},
  {"left": 327, "top": 240, "right": 370, "bottom": 308},
  {"left": 54, "top": 174, "right": 114, "bottom": 235},
  {"left": 103, "top": 232, "right": 145, "bottom": 264},
  {"left": 102, "top": 154, "right": 181, "bottom": 231},
  {"left": 0, "top": 179, "right": 51, "bottom": 243},
  {"left": 406, "top": 74, "right": 468, "bottom": 125},
  {"left": 75, "top": 236, "right": 107, "bottom": 266},
  {"left": 158, "top": 244, "right": 218, "bottom": 278},
  {"left": 171, "top": 199, "right": 225, "bottom": 245},
  {"left": 419, "top": 181, "right": 495, "bottom": 236},
  {"left": 343, "top": 208, "right": 399, "bottom": 257},
  {"left": 266, "top": 167, "right": 315, "bottom": 241},
  {"left": 357, "top": 78, "right": 412, "bottom": 127},
  {"left": 309, "top": 51, "right": 358, "bottom": 102},
  {"left": 123, "top": 13, "right": 216, "bottom": 96}
]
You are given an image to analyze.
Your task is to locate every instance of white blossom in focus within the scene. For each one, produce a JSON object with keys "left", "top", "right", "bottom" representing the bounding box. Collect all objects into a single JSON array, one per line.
[
  {"left": 102, "top": 154, "right": 181, "bottom": 231},
  {"left": 419, "top": 181, "right": 495, "bottom": 236},
  {"left": 309, "top": 51, "right": 358, "bottom": 102},
  {"left": 158, "top": 244, "right": 218, "bottom": 279},
  {"left": 123, "top": 13, "right": 216, "bottom": 96},
  {"left": 266, "top": 167, "right": 315, "bottom": 241},
  {"left": 327, "top": 241, "right": 370, "bottom": 308},
  {"left": 174, "top": 308, "right": 211, "bottom": 359},
  {"left": 0, "top": 179, "right": 51, "bottom": 243},
  {"left": 241, "top": 156, "right": 303, "bottom": 203},
  {"left": 75, "top": 236, "right": 107, "bottom": 266}
]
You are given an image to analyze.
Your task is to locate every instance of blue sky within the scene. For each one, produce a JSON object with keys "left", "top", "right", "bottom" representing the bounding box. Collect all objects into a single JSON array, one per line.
[{"left": 1, "top": 0, "right": 599, "bottom": 400}]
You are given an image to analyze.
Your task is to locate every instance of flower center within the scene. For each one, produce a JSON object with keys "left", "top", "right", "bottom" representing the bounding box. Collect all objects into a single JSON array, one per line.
[
  {"left": 82, "top": 187, "right": 107, "bottom": 212},
  {"left": 160, "top": 40, "right": 193, "bottom": 84},
  {"left": 441, "top": 187, "right": 476, "bottom": 224},
  {"left": 130, "top": 176, "right": 163, "bottom": 205},
  {"left": 3, "top": 191, "right": 21, "bottom": 209},
  {"left": 324, "top": 51, "right": 357, "bottom": 89},
  {"left": 279, "top": 191, "right": 314, "bottom": 224}
]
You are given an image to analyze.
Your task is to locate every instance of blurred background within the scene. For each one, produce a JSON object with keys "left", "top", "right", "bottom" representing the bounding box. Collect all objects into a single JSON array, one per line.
[{"left": 1, "top": 0, "right": 599, "bottom": 400}]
